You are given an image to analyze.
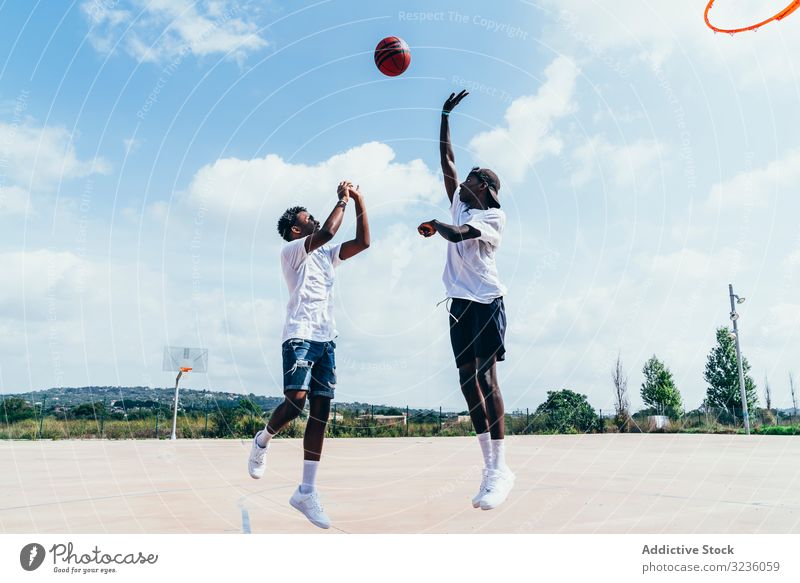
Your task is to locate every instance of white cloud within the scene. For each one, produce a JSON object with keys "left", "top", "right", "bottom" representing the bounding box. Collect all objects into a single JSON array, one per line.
[
  {"left": 707, "top": 149, "right": 800, "bottom": 210},
  {"left": 82, "top": 0, "right": 268, "bottom": 63},
  {"left": 572, "top": 136, "right": 665, "bottom": 189},
  {"left": 123, "top": 137, "right": 141, "bottom": 155},
  {"left": 0, "top": 122, "right": 108, "bottom": 192},
  {"left": 784, "top": 249, "right": 800, "bottom": 269},
  {"left": 0, "top": 250, "right": 84, "bottom": 321},
  {"left": 83, "top": 0, "right": 131, "bottom": 27},
  {"left": 591, "top": 106, "right": 647, "bottom": 125},
  {"left": 758, "top": 302, "right": 800, "bottom": 341},
  {"left": 0, "top": 233, "right": 451, "bottom": 403},
  {"left": 643, "top": 246, "right": 739, "bottom": 282},
  {"left": 542, "top": 0, "right": 800, "bottom": 84},
  {"left": 469, "top": 56, "right": 580, "bottom": 182},
  {"left": 0, "top": 246, "right": 287, "bottom": 393},
  {"left": 0, "top": 185, "right": 30, "bottom": 215},
  {"left": 183, "top": 141, "right": 442, "bottom": 225},
  {"left": 334, "top": 223, "right": 445, "bottom": 337},
  {"left": 505, "top": 243, "right": 768, "bottom": 411}
]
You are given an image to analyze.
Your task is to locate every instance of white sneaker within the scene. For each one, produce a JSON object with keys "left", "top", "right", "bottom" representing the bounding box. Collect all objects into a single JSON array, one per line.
[
  {"left": 289, "top": 487, "right": 331, "bottom": 529},
  {"left": 248, "top": 431, "right": 268, "bottom": 479},
  {"left": 471, "top": 469, "right": 491, "bottom": 508},
  {"left": 479, "top": 468, "right": 515, "bottom": 510}
]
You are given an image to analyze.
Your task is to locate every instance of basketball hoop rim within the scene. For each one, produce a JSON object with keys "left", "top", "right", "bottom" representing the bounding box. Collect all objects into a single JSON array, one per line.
[
  {"left": 705, "top": 0, "right": 800, "bottom": 34},
  {"left": 180, "top": 367, "right": 193, "bottom": 373}
]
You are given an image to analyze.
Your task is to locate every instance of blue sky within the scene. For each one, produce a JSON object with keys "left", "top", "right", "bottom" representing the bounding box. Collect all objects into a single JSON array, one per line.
[{"left": 1, "top": 0, "right": 799, "bottom": 413}]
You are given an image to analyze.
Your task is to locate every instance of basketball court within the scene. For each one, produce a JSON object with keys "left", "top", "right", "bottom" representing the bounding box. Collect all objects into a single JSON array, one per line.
[{"left": 2, "top": 434, "right": 799, "bottom": 534}]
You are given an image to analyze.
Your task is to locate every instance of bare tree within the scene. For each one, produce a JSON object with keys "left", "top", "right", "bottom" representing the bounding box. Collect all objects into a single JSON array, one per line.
[
  {"left": 764, "top": 374, "right": 772, "bottom": 412},
  {"left": 612, "top": 353, "right": 630, "bottom": 431},
  {"left": 790, "top": 372, "right": 798, "bottom": 421}
]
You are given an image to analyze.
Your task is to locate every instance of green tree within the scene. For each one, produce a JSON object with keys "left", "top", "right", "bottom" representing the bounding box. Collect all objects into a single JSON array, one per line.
[
  {"left": 69, "top": 401, "right": 107, "bottom": 419},
  {"left": 641, "top": 355, "right": 683, "bottom": 418},
  {"left": 704, "top": 327, "right": 757, "bottom": 417},
  {"left": 1, "top": 397, "right": 36, "bottom": 423},
  {"left": 236, "top": 398, "right": 264, "bottom": 417},
  {"left": 534, "top": 389, "right": 602, "bottom": 433}
]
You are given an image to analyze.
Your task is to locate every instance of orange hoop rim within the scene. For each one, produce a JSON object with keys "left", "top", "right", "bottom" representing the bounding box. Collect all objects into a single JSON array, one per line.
[
  {"left": 179, "top": 367, "right": 193, "bottom": 373},
  {"left": 705, "top": 0, "right": 800, "bottom": 33}
]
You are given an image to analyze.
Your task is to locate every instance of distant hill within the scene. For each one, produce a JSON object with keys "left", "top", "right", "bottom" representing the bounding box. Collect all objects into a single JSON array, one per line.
[
  {"left": 1, "top": 387, "right": 443, "bottom": 415},
  {"left": 3, "top": 386, "right": 277, "bottom": 411}
]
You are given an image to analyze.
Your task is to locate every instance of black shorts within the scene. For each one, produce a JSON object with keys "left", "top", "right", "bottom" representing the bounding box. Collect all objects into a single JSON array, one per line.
[{"left": 448, "top": 297, "right": 506, "bottom": 368}]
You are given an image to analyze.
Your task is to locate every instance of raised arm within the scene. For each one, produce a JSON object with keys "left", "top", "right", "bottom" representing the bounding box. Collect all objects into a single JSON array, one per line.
[
  {"left": 440, "top": 90, "right": 469, "bottom": 203},
  {"left": 339, "top": 184, "right": 370, "bottom": 260},
  {"left": 305, "top": 181, "right": 350, "bottom": 253}
]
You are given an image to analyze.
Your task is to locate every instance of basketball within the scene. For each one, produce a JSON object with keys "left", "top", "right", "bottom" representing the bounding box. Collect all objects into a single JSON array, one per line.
[{"left": 374, "top": 36, "right": 411, "bottom": 77}]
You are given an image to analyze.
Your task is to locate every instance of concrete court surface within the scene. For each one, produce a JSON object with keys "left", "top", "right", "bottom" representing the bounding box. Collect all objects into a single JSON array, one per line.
[{"left": 1, "top": 434, "right": 799, "bottom": 534}]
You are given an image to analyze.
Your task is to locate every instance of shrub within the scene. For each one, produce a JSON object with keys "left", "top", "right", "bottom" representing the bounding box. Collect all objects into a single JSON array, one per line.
[
  {"left": 235, "top": 414, "right": 265, "bottom": 438},
  {"left": 754, "top": 425, "right": 800, "bottom": 436},
  {"left": 1, "top": 397, "right": 36, "bottom": 423},
  {"left": 534, "top": 390, "right": 602, "bottom": 433}
]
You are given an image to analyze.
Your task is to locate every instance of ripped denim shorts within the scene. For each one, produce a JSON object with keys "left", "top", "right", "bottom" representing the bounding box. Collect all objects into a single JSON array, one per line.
[{"left": 281, "top": 338, "right": 337, "bottom": 399}]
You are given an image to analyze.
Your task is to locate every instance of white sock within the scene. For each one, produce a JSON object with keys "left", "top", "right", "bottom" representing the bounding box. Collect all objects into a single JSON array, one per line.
[
  {"left": 477, "top": 432, "right": 492, "bottom": 468},
  {"left": 300, "top": 460, "right": 319, "bottom": 494},
  {"left": 491, "top": 439, "right": 508, "bottom": 472},
  {"left": 255, "top": 426, "right": 276, "bottom": 448}
]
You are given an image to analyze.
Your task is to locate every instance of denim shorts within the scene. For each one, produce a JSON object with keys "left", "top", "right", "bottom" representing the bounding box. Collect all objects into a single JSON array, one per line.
[{"left": 282, "top": 338, "right": 337, "bottom": 399}]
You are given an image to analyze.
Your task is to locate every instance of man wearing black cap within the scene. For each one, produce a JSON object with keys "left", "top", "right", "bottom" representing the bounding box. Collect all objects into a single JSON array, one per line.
[{"left": 417, "top": 90, "right": 513, "bottom": 510}]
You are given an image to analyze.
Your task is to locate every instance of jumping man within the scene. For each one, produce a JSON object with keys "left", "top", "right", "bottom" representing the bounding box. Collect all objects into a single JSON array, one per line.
[
  {"left": 248, "top": 181, "right": 370, "bottom": 529},
  {"left": 418, "top": 90, "right": 513, "bottom": 510}
]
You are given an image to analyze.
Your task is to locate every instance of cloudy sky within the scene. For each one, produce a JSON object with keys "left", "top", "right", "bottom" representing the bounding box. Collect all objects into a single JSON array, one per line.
[{"left": 1, "top": 0, "right": 799, "bottom": 413}]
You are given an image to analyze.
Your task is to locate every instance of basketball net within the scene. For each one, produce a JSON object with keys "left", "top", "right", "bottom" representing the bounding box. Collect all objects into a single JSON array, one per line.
[{"left": 705, "top": 0, "right": 800, "bottom": 33}]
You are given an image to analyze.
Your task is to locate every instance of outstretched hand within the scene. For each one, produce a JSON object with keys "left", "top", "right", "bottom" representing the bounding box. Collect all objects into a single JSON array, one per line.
[
  {"left": 443, "top": 90, "right": 469, "bottom": 114},
  {"left": 337, "top": 181, "right": 351, "bottom": 204},
  {"left": 417, "top": 221, "right": 437, "bottom": 237}
]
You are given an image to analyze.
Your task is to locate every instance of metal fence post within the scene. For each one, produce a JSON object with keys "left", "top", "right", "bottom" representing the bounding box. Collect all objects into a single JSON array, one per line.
[
  {"left": 38, "top": 395, "right": 47, "bottom": 439},
  {"left": 204, "top": 395, "right": 210, "bottom": 438},
  {"left": 100, "top": 396, "right": 106, "bottom": 438}
]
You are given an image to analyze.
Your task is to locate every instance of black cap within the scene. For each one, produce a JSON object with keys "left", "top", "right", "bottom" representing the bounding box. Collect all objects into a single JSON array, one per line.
[{"left": 469, "top": 167, "right": 501, "bottom": 208}]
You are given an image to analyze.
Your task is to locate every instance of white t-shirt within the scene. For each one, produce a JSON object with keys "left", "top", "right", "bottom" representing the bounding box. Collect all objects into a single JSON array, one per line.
[
  {"left": 281, "top": 238, "right": 343, "bottom": 342},
  {"left": 442, "top": 197, "right": 507, "bottom": 303}
]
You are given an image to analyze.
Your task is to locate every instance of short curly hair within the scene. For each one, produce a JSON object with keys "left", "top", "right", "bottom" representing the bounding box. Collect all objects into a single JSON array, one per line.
[{"left": 277, "top": 206, "right": 306, "bottom": 241}]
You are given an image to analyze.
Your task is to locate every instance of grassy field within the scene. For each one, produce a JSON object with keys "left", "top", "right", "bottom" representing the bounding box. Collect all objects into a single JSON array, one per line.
[{"left": 1, "top": 411, "right": 797, "bottom": 440}]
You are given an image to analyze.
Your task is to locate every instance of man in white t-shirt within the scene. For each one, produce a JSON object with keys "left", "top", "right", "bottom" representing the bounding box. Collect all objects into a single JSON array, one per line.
[
  {"left": 418, "top": 90, "right": 514, "bottom": 510},
  {"left": 247, "top": 181, "right": 370, "bottom": 529}
]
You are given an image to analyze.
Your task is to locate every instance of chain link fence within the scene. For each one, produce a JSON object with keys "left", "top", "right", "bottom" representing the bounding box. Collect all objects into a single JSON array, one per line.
[{"left": 3, "top": 397, "right": 798, "bottom": 439}]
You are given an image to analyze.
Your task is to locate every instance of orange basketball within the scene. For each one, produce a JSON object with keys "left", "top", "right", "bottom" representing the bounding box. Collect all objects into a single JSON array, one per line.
[{"left": 374, "top": 36, "right": 411, "bottom": 77}]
